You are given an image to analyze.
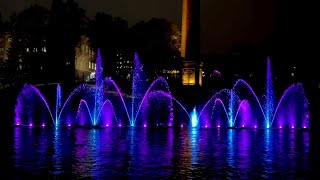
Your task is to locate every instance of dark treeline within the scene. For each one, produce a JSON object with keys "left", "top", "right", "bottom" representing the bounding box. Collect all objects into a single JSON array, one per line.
[{"left": 0, "top": 0, "right": 181, "bottom": 89}]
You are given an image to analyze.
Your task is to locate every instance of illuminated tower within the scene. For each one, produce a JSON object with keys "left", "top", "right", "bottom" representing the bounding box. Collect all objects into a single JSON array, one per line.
[{"left": 181, "top": 0, "right": 202, "bottom": 86}]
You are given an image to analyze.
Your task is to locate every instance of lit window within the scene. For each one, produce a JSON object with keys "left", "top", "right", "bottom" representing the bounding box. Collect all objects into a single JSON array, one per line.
[
  {"left": 89, "top": 62, "right": 91, "bottom": 69},
  {"left": 42, "top": 47, "right": 46, "bottom": 52}
]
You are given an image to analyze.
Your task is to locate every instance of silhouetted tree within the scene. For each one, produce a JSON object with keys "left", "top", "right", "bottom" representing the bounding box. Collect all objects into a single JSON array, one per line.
[
  {"left": 48, "top": 0, "right": 86, "bottom": 84},
  {"left": 129, "top": 18, "right": 181, "bottom": 79},
  {"left": 5, "top": 33, "right": 26, "bottom": 85},
  {"left": 4, "top": 5, "right": 49, "bottom": 84},
  {"left": 88, "top": 12, "right": 129, "bottom": 78}
]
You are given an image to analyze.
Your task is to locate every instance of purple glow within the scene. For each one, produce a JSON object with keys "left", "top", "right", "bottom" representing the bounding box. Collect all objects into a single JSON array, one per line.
[
  {"left": 137, "top": 90, "right": 191, "bottom": 126},
  {"left": 14, "top": 84, "right": 55, "bottom": 126},
  {"left": 212, "top": 98, "right": 230, "bottom": 127},
  {"left": 12, "top": 54, "right": 309, "bottom": 130},
  {"left": 105, "top": 78, "right": 130, "bottom": 126},
  {"left": 76, "top": 99, "right": 93, "bottom": 126},
  {"left": 93, "top": 49, "right": 104, "bottom": 126},
  {"left": 233, "top": 79, "right": 267, "bottom": 126},
  {"left": 271, "top": 83, "right": 309, "bottom": 129},
  {"left": 100, "top": 99, "right": 118, "bottom": 128},
  {"left": 58, "top": 84, "right": 91, "bottom": 121},
  {"left": 134, "top": 77, "right": 172, "bottom": 125},
  {"left": 132, "top": 52, "right": 147, "bottom": 127}
]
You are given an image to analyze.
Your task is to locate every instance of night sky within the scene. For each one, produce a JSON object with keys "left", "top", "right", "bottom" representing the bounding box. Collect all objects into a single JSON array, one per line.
[
  {"left": 201, "top": 0, "right": 277, "bottom": 55},
  {"left": 0, "top": 0, "right": 313, "bottom": 56},
  {"left": 0, "top": 0, "right": 182, "bottom": 27}
]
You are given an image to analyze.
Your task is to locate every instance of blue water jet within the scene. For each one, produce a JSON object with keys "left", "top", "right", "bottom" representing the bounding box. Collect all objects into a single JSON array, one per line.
[
  {"left": 131, "top": 52, "right": 146, "bottom": 127},
  {"left": 264, "top": 57, "right": 275, "bottom": 128},
  {"left": 93, "top": 49, "right": 104, "bottom": 126}
]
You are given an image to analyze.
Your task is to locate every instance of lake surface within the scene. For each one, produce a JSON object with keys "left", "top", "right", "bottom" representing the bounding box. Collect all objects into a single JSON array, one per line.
[{"left": 0, "top": 127, "right": 319, "bottom": 179}]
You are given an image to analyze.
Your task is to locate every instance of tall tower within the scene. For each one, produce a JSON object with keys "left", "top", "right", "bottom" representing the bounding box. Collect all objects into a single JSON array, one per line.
[
  {"left": 181, "top": 0, "right": 202, "bottom": 86},
  {"left": 181, "top": 0, "right": 200, "bottom": 58}
]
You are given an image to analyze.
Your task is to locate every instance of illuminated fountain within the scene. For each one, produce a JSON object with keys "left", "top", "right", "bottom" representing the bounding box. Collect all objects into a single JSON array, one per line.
[
  {"left": 199, "top": 57, "right": 309, "bottom": 129},
  {"left": 13, "top": 54, "right": 309, "bottom": 129},
  {"left": 14, "top": 51, "right": 190, "bottom": 128}
]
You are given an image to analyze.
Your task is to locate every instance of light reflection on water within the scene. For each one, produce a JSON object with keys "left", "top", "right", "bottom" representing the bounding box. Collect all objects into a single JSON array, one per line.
[{"left": 3, "top": 127, "right": 314, "bottom": 179}]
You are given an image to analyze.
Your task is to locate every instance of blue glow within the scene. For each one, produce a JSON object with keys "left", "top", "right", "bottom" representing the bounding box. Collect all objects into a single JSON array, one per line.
[
  {"left": 264, "top": 57, "right": 275, "bottom": 129},
  {"left": 191, "top": 107, "right": 199, "bottom": 128},
  {"left": 228, "top": 89, "right": 234, "bottom": 127},
  {"left": 55, "top": 84, "right": 62, "bottom": 126},
  {"left": 93, "top": 49, "right": 104, "bottom": 126},
  {"left": 132, "top": 52, "right": 146, "bottom": 127}
]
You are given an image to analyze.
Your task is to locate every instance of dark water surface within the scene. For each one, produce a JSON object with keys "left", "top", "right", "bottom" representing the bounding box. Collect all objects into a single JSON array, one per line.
[{"left": 0, "top": 127, "right": 319, "bottom": 179}]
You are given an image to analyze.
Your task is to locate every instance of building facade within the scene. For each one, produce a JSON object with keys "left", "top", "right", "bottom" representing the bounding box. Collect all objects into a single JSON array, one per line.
[
  {"left": 75, "top": 35, "right": 96, "bottom": 82},
  {"left": 0, "top": 32, "right": 11, "bottom": 62}
]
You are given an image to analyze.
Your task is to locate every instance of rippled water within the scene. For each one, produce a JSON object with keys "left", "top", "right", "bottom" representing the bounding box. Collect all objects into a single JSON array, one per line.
[{"left": 0, "top": 127, "right": 318, "bottom": 179}]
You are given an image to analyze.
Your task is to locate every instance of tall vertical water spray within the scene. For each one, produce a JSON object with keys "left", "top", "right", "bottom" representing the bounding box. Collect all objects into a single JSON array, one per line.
[
  {"left": 264, "top": 57, "right": 275, "bottom": 128},
  {"left": 93, "top": 49, "right": 104, "bottom": 126},
  {"left": 228, "top": 89, "right": 235, "bottom": 127},
  {"left": 191, "top": 107, "right": 199, "bottom": 128},
  {"left": 55, "top": 84, "right": 62, "bottom": 126},
  {"left": 131, "top": 52, "right": 146, "bottom": 126}
]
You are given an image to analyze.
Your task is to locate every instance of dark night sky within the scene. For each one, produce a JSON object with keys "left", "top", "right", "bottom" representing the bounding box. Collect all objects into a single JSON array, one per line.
[
  {"left": 201, "top": 0, "right": 277, "bottom": 55},
  {"left": 0, "top": 0, "right": 313, "bottom": 56},
  {"left": 0, "top": 0, "right": 182, "bottom": 27}
]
